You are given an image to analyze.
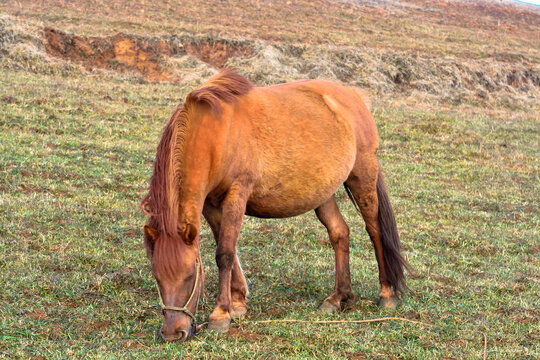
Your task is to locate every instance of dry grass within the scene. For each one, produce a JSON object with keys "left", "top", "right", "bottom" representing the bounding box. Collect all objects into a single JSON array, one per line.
[
  {"left": 0, "top": 14, "right": 79, "bottom": 74},
  {"left": 1, "top": 0, "right": 539, "bottom": 62},
  {"left": 1, "top": 13, "right": 538, "bottom": 108}
]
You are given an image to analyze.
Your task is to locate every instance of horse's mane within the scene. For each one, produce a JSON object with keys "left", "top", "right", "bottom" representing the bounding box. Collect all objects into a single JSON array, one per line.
[
  {"left": 186, "top": 68, "right": 254, "bottom": 117},
  {"left": 140, "top": 69, "right": 252, "bottom": 275}
]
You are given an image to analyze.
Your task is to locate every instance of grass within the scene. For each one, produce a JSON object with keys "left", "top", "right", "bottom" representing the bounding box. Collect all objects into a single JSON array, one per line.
[
  {"left": 0, "top": 0, "right": 539, "bottom": 358},
  {"left": 1, "top": 66, "right": 538, "bottom": 359}
]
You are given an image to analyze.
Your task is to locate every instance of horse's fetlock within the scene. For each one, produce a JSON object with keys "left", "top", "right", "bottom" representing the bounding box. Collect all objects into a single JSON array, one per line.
[
  {"left": 342, "top": 290, "right": 354, "bottom": 301},
  {"left": 220, "top": 303, "right": 231, "bottom": 313}
]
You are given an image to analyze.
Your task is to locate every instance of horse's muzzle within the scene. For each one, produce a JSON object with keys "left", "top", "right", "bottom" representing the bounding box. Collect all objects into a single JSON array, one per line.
[
  {"left": 160, "top": 310, "right": 199, "bottom": 342},
  {"left": 160, "top": 326, "right": 189, "bottom": 342},
  {"left": 160, "top": 315, "right": 199, "bottom": 342}
]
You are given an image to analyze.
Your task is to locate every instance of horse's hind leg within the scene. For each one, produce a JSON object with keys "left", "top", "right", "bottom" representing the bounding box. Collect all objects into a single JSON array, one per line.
[
  {"left": 315, "top": 196, "right": 354, "bottom": 313},
  {"left": 203, "top": 202, "right": 249, "bottom": 319},
  {"left": 345, "top": 157, "right": 405, "bottom": 309}
]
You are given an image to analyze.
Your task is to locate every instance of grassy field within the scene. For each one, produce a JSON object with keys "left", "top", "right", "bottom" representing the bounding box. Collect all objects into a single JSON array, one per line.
[{"left": 1, "top": 1, "right": 539, "bottom": 359}]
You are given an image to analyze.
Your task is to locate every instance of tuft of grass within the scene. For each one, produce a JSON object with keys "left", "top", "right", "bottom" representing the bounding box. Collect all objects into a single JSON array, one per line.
[{"left": 0, "top": 14, "right": 81, "bottom": 75}]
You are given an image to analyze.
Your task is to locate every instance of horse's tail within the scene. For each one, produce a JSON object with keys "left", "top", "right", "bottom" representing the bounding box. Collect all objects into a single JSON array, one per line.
[
  {"left": 375, "top": 169, "right": 410, "bottom": 295},
  {"left": 344, "top": 168, "right": 410, "bottom": 295}
]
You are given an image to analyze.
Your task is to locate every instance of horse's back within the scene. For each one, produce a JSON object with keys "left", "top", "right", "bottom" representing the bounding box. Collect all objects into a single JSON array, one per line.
[
  {"left": 235, "top": 80, "right": 378, "bottom": 218},
  {"left": 261, "top": 80, "right": 377, "bottom": 148}
]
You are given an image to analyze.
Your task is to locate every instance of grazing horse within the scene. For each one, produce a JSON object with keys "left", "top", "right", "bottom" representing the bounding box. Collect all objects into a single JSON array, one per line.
[{"left": 140, "top": 69, "right": 408, "bottom": 342}]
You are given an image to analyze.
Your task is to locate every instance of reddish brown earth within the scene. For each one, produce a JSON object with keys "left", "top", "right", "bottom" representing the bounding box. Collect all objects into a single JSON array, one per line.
[
  {"left": 44, "top": 28, "right": 253, "bottom": 82},
  {"left": 44, "top": 28, "right": 176, "bottom": 81}
]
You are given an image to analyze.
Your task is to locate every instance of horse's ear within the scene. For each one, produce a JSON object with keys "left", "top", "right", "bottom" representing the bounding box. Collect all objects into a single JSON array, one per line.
[
  {"left": 144, "top": 225, "right": 158, "bottom": 244},
  {"left": 183, "top": 223, "right": 198, "bottom": 245}
]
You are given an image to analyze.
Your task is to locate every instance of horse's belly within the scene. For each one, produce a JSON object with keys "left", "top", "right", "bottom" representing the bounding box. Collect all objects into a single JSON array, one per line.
[
  {"left": 245, "top": 193, "right": 334, "bottom": 218},
  {"left": 245, "top": 152, "right": 355, "bottom": 218}
]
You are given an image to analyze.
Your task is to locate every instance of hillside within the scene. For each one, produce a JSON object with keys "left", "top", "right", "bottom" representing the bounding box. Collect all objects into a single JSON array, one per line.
[{"left": 1, "top": 0, "right": 539, "bottom": 107}]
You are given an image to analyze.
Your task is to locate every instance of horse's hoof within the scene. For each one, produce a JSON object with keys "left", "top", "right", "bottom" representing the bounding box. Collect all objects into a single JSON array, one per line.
[
  {"left": 208, "top": 318, "right": 231, "bottom": 333},
  {"left": 231, "top": 305, "right": 248, "bottom": 319},
  {"left": 378, "top": 296, "right": 398, "bottom": 309},
  {"left": 319, "top": 300, "right": 340, "bottom": 313}
]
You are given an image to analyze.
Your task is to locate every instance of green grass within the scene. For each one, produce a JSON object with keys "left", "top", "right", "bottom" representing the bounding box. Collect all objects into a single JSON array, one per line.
[{"left": 1, "top": 65, "right": 538, "bottom": 359}]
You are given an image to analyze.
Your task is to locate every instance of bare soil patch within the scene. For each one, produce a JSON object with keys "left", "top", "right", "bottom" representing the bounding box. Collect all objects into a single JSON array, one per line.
[
  {"left": 228, "top": 327, "right": 263, "bottom": 341},
  {"left": 44, "top": 28, "right": 252, "bottom": 81},
  {"left": 184, "top": 41, "right": 252, "bottom": 69},
  {"left": 45, "top": 28, "right": 175, "bottom": 81}
]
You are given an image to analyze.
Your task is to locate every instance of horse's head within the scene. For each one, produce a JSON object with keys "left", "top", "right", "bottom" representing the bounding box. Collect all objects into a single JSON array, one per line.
[{"left": 143, "top": 221, "right": 203, "bottom": 342}]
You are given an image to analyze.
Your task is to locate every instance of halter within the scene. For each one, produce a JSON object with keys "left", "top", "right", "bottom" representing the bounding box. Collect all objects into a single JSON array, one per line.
[{"left": 155, "top": 255, "right": 202, "bottom": 336}]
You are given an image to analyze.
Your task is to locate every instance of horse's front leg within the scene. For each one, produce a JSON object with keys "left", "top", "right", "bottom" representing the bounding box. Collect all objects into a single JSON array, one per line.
[
  {"left": 203, "top": 202, "right": 249, "bottom": 319},
  {"left": 208, "top": 183, "right": 251, "bottom": 332}
]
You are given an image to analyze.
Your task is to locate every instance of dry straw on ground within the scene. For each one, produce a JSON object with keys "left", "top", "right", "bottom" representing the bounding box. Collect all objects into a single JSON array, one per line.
[
  {"left": 1, "top": 13, "right": 538, "bottom": 107},
  {"left": 0, "top": 14, "right": 80, "bottom": 75}
]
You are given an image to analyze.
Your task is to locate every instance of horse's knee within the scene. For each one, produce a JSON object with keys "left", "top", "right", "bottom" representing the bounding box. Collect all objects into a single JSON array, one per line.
[
  {"left": 329, "top": 226, "right": 349, "bottom": 249},
  {"left": 215, "top": 251, "right": 234, "bottom": 269}
]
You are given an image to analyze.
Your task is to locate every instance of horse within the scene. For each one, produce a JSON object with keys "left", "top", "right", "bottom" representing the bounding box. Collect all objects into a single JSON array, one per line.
[{"left": 140, "top": 69, "right": 409, "bottom": 342}]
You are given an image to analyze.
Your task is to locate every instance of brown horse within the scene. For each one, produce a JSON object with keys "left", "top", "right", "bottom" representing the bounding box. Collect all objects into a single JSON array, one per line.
[{"left": 141, "top": 69, "right": 408, "bottom": 342}]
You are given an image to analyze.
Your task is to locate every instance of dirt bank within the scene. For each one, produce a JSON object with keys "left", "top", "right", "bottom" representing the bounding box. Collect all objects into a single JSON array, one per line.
[{"left": 43, "top": 28, "right": 253, "bottom": 82}]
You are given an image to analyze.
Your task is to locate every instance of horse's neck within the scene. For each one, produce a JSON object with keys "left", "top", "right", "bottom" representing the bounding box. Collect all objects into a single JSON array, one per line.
[
  {"left": 174, "top": 140, "right": 211, "bottom": 231},
  {"left": 174, "top": 104, "right": 239, "bottom": 227},
  {"left": 174, "top": 168, "right": 209, "bottom": 231}
]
